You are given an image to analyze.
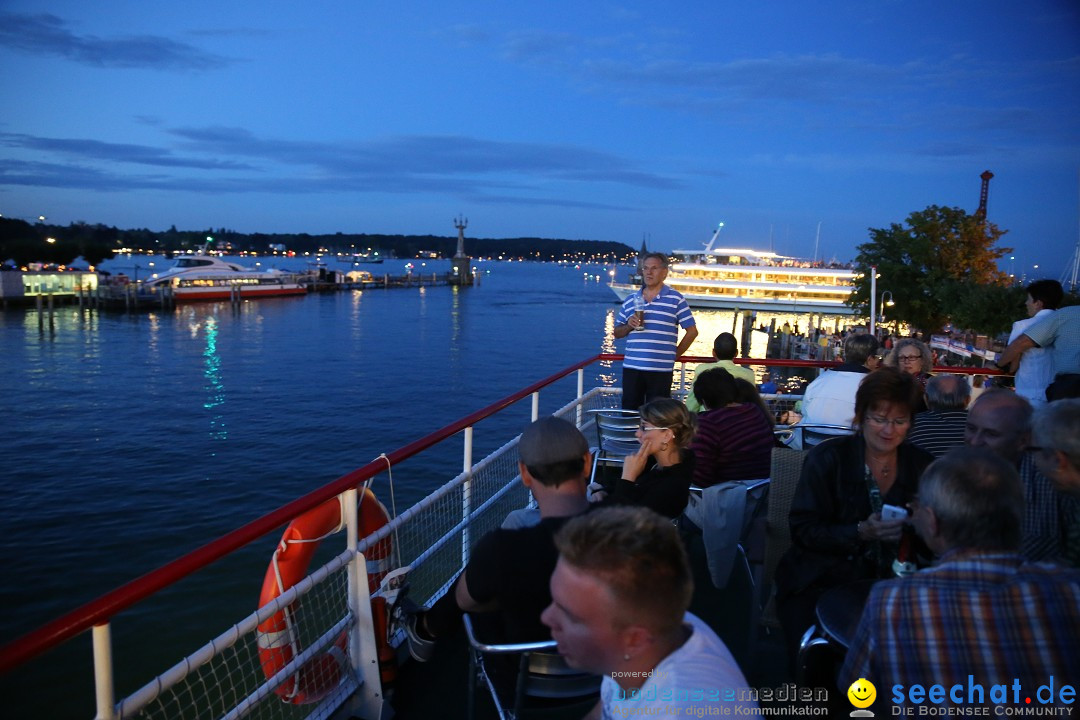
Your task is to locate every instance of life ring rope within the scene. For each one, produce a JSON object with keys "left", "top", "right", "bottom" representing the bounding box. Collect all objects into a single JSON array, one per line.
[
  {"left": 257, "top": 488, "right": 394, "bottom": 705},
  {"left": 269, "top": 495, "right": 348, "bottom": 595},
  {"left": 375, "top": 453, "right": 403, "bottom": 569},
  {"left": 264, "top": 496, "right": 351, "bottom": 702}
]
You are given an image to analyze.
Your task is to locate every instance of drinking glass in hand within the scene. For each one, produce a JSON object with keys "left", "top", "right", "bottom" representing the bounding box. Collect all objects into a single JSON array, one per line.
[{"left": 633, "top": 296, "right": 646, "bottom": 331}]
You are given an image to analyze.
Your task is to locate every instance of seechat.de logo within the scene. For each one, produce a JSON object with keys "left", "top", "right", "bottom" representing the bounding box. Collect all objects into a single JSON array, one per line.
[{"left": 891, "top": 675, "right": 1076, "bottom": 712}]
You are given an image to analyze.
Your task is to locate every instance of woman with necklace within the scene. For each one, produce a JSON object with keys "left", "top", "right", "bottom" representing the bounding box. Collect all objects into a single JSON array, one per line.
[
  {"left": 775, "top": 367, "right": 933, "bottom": 659},
  {"left": 602, "top": 398, "right": 696, "bottom": 519}
]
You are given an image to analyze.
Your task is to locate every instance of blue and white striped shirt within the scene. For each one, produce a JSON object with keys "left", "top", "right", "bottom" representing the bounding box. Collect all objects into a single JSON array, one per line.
[{"left": 617, "top": 285, "right": 696, "bottom": 372}]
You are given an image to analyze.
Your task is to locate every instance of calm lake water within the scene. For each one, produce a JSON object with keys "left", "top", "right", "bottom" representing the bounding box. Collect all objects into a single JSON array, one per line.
[{"left": 0, "top": 256, "right": 826, "bottom": 717}]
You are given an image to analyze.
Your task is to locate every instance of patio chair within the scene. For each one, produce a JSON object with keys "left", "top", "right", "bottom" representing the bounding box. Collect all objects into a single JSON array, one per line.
[
  {"left": 462, "top": 614, "right": 600, "bottom": 720},
  {"left": 586, "top": 408, "right": 640, "bottom": 484},
  {"left": 760, "top": 445, "right": 809, "bottom": 629},
  {"left": 774, "top": 423, "right": 855, "bottom": 450},
  {"left": 683, "top": 478, "right": 769, "bottom": 665}
]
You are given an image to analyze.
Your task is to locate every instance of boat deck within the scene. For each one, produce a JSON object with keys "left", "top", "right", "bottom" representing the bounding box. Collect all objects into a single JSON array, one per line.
[{"left": 3, "top": 356, "right": 990, "bottom": 719}]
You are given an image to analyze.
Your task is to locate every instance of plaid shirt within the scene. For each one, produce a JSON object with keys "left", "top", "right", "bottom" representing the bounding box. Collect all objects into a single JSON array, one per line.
[
  {"left": 840, "top": 551, "right": 1080, "bottom": 707},
  {"left": 1019, "top": 452, "right": 1069, "bottom": 562}
]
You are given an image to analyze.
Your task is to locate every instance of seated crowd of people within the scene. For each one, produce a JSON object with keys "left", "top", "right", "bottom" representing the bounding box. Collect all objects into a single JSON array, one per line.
[{"left": 403, "top": 326, "right": 1080, "bottom": 718}]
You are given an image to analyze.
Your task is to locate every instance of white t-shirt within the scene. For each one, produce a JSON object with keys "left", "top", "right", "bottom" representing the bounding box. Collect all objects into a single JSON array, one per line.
[
  {"left": 1009, "top": 308, "right": 1055, "bottom": 407},
  {"left": 600, "top": 612, "right": 756, "bottom": 718},
  {"left": 790, "top": 369, "right": 865, "bottom": 448}
]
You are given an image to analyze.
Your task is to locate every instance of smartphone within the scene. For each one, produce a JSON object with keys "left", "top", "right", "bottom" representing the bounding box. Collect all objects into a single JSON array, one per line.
[{"left": 881, "top": 504, "right": 908, "bottom": 521}]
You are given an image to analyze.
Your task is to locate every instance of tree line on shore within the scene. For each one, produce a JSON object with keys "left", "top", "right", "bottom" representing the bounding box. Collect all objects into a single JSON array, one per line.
[
  {"left": 3, "top": 207, "right": 1075, "bottom": 337},
  {"left": 0, "top": 218, "right": 635, "bottom": 268}
]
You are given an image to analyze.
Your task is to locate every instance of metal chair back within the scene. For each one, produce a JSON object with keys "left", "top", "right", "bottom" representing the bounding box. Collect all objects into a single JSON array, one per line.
[
  {"left": 775, "top": 423, "right": 854, "bottom": 450},
  {"left": 586, "top": 409, "right": 640, "bottom": 483},
  {"left": 463, "top": 614, "right": 600, "bottom": 720},
  {"left": 761, "top": 445, "right": 809, "bottom": 628}
]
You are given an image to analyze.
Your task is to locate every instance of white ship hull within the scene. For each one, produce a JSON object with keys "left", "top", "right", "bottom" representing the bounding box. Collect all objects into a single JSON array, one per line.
[
  {"left": 613, "top": 240, "right": 858, "bottom": 316},
  {"left": 145, "top": 253, "right": 307, "bottom": 302},
  {"left": 609, "top": 282, "right": 854, "bottom": 315}
]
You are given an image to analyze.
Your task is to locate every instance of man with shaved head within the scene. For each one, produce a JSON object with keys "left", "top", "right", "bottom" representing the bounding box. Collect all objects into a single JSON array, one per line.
[{"left": 965, "top": 390, "right": 1068, "bottom": 561}]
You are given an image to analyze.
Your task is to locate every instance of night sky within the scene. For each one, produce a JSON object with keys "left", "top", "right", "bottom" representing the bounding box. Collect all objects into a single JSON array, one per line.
[{"left": 1, "top": 1, "right": 1078, "bottom": 277}]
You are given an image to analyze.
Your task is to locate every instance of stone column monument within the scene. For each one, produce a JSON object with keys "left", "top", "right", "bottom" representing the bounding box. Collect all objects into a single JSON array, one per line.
[{"left": 450, "top": 215, "right": 473, "bottom": 286}]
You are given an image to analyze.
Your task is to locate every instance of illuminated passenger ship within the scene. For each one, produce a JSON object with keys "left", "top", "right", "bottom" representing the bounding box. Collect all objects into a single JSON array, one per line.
[{"left": 609, "top": 226, "right": 857, "bottom": 315}]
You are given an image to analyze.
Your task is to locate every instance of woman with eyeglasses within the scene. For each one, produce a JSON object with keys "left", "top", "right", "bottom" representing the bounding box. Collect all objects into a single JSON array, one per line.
[
  {"left": 602, "top": 398, "right": 696, "bottom": 519},
  {"left": 883, "top": 337, "right": 934, "bottom": 411},
  {"left": 775, "top": 367, "right": 933, "bottom": 660}
]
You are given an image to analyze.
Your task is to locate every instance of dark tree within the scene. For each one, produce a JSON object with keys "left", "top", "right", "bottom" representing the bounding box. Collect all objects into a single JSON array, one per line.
[{"left": 848, "top": 205, "right": 1012, "bottom": 334}]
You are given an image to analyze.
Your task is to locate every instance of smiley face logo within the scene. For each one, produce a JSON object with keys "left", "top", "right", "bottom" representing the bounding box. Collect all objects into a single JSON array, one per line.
[{"left": 848, "top": 678, "right": 876, "bottom": 709}]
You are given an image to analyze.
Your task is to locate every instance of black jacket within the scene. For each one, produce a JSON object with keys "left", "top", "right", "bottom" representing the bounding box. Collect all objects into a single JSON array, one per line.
[{"left": 776, "top": 434, "right": 933, "bottom": 598}]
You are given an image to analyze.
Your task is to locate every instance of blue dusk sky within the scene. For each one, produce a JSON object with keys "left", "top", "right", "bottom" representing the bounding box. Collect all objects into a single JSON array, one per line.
[{"left": 1, "top": 1, "right": 1078, "bottom": 275}]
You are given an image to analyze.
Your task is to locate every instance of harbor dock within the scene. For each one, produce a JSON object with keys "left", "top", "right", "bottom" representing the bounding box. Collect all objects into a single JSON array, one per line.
[{"left": 1, "top": 268, "right": 475, "bottom": 313}]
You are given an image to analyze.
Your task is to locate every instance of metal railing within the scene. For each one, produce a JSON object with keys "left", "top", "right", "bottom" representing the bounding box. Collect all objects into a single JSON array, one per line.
[
  {"left": 0, "top": 356, "right": 618, "bottom": 720},
  {"left": 0, "top": 353, "right": 1003, "bottom": 720}
]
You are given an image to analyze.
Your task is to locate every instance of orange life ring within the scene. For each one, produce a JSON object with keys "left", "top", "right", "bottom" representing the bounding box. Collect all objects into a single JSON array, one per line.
[{"left": 256, "top": 488, "right": 394, "bottom": 704}]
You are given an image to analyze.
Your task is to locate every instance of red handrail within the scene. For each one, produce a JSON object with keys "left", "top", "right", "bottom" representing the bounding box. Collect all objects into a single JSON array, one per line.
[
  {"left": 0, "top": 352, "right": 1004, "bottom": 672},
  {"left": 670, "top": 355, "right": 1003, "bottom": 375},
  {"left": 0, "top": 355, "right": 602, "bottom": 673}
]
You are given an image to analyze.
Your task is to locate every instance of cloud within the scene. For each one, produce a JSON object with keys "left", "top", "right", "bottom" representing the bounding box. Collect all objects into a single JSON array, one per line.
[
  {"left": 441, "top": 23, "right": 493, "bottom": 46},
  {"left": 580, "top": 53, "right": 908, "bottom": 105},
  {"left": 502, "top": 30, "right": 582, "bottom": 65},
  {"left": 0, "top": 127, "right": 681, "bottom": 207},
  {"left": 165, "top": 127, "right": 682, "bottom": 189},
  {"left": 0, "top": 159, "right": 172, "bottom": 192},
  {"left": 0, "top": 12, "right": 233, "bottom": 70},
  {"left": 0, "top": 133, "right": 253, "bottom": 170}
]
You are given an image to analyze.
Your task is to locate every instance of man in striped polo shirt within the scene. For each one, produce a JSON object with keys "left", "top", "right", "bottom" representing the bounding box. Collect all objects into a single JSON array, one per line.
[{"left": 614, "top": 253, "right": 698, "bottom": 410}]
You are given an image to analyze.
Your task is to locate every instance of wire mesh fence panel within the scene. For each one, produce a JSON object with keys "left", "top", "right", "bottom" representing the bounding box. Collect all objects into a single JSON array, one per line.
[
  {"left": 117, "top": 390, "right": 602, "bottom": 720},
  {"left": 125, "top": 566, "right": 354, "bottom": 720}
]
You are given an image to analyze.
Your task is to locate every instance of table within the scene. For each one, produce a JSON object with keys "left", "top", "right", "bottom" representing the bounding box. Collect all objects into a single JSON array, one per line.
[{"left": 814, "top": 579, "right": 877, "bottom": 650}]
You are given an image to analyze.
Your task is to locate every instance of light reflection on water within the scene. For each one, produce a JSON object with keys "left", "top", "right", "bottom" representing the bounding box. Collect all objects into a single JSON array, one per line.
[
  {"left": 0, "top": 259, "right": 853, "bottom": 717},
  {"left": 202, "top": 317, "right": 227, "bottom": 441}
]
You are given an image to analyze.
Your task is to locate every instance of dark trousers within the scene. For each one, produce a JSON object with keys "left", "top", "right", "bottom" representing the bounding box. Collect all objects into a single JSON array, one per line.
[
  {"left": 1047, "top": 373, "right": 1080, "bottom": 402},
  {"left": 622, "top": 367, "right": 673, "bottom": 410},
  {"left": 423, "top": 572, "right": 464, "bottom": 638}
]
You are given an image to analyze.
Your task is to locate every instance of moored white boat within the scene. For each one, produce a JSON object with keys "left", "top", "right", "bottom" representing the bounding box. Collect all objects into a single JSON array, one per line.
[
  {"left": 609, "top": 226, "right": 857, "bottom": 315},
  {"left": 145, "top": 251, "right": 307, "bottom": 301}
]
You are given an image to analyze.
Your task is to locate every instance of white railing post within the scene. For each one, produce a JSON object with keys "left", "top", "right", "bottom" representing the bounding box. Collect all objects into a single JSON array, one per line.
[
  {"left": 462, "top": 426, "right": 474, "bottom": 563},
  {"left": 576, "top": 368, "right": 584, "bottom": 426},
  {"left": 869, "top": 265, "right": 877, "bottom": 335},
  {"left": 344, "top": 487, "right": 384, "bottom": 717},
  {"left": 92, "top": 623, "right": 116, "bottom": 720},
  {"left": 531, "top": 391, "right": 540, "bottom": 421}
]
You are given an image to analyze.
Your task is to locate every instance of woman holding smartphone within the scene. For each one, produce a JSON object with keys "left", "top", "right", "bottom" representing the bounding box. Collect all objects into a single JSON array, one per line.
[{"left": 775, "top": 367, "right": 933, "bottom": 656}]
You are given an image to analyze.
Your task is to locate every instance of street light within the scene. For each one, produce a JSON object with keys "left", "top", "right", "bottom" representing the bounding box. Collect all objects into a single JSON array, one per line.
[{"left": 880, "top": 290, "right": 894, "bottom": 331}]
